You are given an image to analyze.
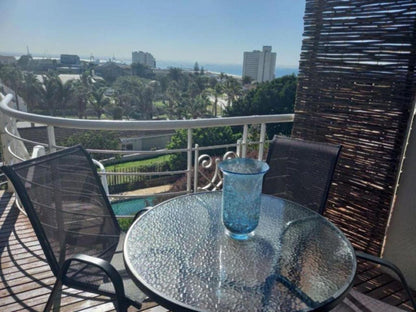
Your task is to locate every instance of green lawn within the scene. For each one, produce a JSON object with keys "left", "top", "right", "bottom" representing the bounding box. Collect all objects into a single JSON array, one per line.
[
  {"left": 105, "top": 154, "right": 171, "bottom": 170},
  {"left": 118, "top": 217, "right": 134, "bottom": 231}
]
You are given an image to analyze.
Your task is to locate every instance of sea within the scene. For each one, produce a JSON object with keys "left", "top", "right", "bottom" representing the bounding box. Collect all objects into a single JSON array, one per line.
[{"left": 156, "top": 60, "right": 298, "bottom": 78}]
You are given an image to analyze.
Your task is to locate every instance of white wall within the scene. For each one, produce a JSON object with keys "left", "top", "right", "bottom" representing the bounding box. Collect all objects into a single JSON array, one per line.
[{"left": 383, "top": 114, "right": 416, "bottom": 289}]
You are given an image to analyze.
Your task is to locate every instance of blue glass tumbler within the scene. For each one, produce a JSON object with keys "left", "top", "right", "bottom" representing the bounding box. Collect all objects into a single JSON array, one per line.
[{"left": 219, "top": 158, "right": 269, "bottom": 240}]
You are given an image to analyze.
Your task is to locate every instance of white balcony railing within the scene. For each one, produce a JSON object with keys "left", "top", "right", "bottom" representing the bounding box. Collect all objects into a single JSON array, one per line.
[{"left": 0, "top": 93, "right": 294, "bottom": 200}]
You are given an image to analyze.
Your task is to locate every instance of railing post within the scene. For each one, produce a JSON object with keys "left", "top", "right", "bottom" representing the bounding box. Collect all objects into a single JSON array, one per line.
[
  {"left": 31, "top": 145, "right": 46, "bottom": 158},
  {"left": 0, "top": 114, "right": 11, "bottom": 165},
  {"left": 92, "top": 159, "right": 110, "bottom": 195},
  {"left": 258, "top": 123, "right": 266, "bottom": 161},
  {"left": 194, "top": 144, "right": 199, "bottom": 193},
  {"left": 242, "top": 124, "right": 248, "bottom": 158},
  {"left": 236, "top": 139, "right": 242, "bottom": 157},
  {"left": 2, "top": 116, "right": 30, "bottom": 164},
  {"left": 186, "top": 128, "right": 192, "bottom": 193},
  {"left": 47, "top": 126, "right": 56, "bottom": 153}
]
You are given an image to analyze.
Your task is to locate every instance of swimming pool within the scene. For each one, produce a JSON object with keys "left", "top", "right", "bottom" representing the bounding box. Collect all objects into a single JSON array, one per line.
[{"left": 111, "top": 197, "right": 155, "bottom": 216}]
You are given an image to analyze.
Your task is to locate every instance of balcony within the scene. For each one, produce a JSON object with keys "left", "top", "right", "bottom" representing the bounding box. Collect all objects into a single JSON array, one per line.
[
  {"left": 0, "top": 91, "right": 416, "bottom": 311},
  {"left": 1, "top": 1, "right": 416, "bottom": 311}
]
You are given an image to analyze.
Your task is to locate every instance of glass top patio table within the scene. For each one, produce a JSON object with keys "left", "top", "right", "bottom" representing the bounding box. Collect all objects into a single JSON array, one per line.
[{"left": 124, "top": 191, "right": 356, "bottom": 312}]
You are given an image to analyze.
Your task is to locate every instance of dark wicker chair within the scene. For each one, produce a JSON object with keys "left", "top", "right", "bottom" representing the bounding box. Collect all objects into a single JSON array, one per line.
[
  {"left": 263, "top": 135, "right": 416, "bottom": 311},
  {"left": 263, "top": 135, "right": 341, "bottom": 214},
  {"left": 1, "top": 145, "right": 147, "bottom": 312}
]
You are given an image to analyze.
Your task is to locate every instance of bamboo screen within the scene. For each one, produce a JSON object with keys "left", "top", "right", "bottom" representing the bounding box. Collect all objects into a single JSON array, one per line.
[{"left": 292, "top": 0, "right": 416, "bottom": 255}]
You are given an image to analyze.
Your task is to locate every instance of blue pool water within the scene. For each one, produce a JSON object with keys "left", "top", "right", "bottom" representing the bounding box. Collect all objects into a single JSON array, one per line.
[{"left": 111, "top": 197, "right": 155, "bottom": 216}]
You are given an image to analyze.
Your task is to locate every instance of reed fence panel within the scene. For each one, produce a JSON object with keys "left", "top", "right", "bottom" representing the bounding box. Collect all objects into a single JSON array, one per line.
[{"left": 292, "top": 0, "right": 416, "bottom": 255}]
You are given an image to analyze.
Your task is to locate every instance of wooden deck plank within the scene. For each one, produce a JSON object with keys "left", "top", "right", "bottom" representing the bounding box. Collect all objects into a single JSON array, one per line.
[
  {"left": 1, "top": 190, "right": 415, "bottom": 311},
  {"left": 366, "top": 280, "right": 404, "bottom": 299}
]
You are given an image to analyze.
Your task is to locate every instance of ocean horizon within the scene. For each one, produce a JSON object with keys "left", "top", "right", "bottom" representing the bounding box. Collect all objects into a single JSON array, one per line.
[{"left": 157, "top": 60, "right": 299, "bottom": 78}]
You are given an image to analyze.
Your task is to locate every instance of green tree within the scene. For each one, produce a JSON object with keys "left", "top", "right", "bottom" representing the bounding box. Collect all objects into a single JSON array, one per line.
[
  {"left": 59, "top": 130, "right": 119, "bottom": 160},
  {"left": 141, "top": 85, "right": 154, "bottom": 119},
  {"left": 69, "top": 79, "right": 90, "bottom": 119},
  {"left": 187, "top": 93, "right": 210, "bottom": 118},
  {"left": 41, "top": 73, "right": 63, "bottom": 115},
  {"left": 167, "top": 67, "right": 183, "bottom": 82},
  {"left": 224, "top": 75, "right": 241, "bottom": 107},
  {"left": 0, "top": 65, "right": 23, "bottom": 110},
  {"left": 212, "top": 83, "right": 223, "bottom": 117},
  {"left": 225, "top": 75, "right": 297, "bottom": 137},
  {"left": 113, "top": 76, "right": 154, "bottom": 120},
  {"left": 166, "top": 80, "right": 183, "bottom": 119},
  {"left": 59, "top": 79, "right": 74, "bottom": 116},
  {"left": 21, "top": 72, "right": 42, "bottom": 112},
  {"left": 48, "top": 76, "right": 74, "bottom": 116},
  {"left": 90, "top": 85, "right": 109, "bottom": 119},
  {"left": 187, "top": 80, "right": 201, "bottom": 99},
  {"left": 112, "top": 106, "right": 123, "bottom": 120},
  {"left": 242, "top": 75, "right": 252, "bottom": 85},
  {"left": 131, "top": 62, "right": 155, "bottom": 79},
  {"left": 96, "top": 62, "right": 125, "bottom": 84},
  {"left": 167, "top": 127, "right": 240, "bottom": 170},
  {"left": 194, "top": 62, "right": 200, "bottom": 74},
  {"left": 17, "top": 54, "right": 33, "bottom": 71}
]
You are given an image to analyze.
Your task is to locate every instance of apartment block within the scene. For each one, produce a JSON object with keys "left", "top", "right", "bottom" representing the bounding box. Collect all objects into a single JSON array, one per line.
[
  {"left": 132, "top": 51, "right": 156, "bottom": 68},
  {"left": 243, "top": 46, "right": 276, "bottom": 82}
]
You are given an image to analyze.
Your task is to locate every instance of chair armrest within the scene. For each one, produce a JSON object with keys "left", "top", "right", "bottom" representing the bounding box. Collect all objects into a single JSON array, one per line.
[
  {"left": 356, "top": 251, "right": 416, "bottom": 311},
  {"left": 59, "top": 254, "right": 126, "bottom": 310}
]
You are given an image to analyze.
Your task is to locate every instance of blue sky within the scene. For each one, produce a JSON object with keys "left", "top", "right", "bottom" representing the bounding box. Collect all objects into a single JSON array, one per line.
[{"left": 0, "top": 0, "right": 305, "bottom": 67}]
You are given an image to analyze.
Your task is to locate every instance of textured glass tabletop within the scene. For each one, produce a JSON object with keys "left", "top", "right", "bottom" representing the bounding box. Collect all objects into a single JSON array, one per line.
[{"left": 124, "top": 192, "right": 356, "bottom": 312}]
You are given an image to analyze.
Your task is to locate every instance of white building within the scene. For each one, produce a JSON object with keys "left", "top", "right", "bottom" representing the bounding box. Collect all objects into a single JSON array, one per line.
[
  {"left": 132, "top": 51, "right": 156, "bottom": 68},
  {"left": 242, "top": 46, "right": 276, "bottom": 83}
]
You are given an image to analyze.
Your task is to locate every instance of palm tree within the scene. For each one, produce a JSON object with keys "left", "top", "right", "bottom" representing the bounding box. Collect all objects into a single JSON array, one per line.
[
  {"left": 41, "top": 73, "right": 62, "bottom": 116},
  {"left": 187, "top": 94, "right": 210, "bottom": 118},
  {"left": 90, "top": 85, "right": 108, "bottom": 119},
  {"left": 166, "top": 81, "right": 182, "bottom": 119},
  {"left": 242, "top": 75, "right": 253, "bottom": 85},
  {"left": 224, "top": 76, "right": 241, "bottom": 107},
  {"left": 60, "top": 80, "right": 74, "bottom": 116},
  {"left": 113, "top": 76, "right": 143, "bottom": 119},
  {"left": 21, "top": 72, "right": 42, "bottom": 112},
  {"left": 142, "top": 85, "right": 154, "bottom": 120},
  {"left": 167, "top": 67, "right": 182, "bottom": 82},
  {"left": 63, "top": 71, "right": 94, "bottom": 119},
  {"left": 187, "top": 80, "right": 201, "bottom": 100},
  {"left": 49, "top": 76, "right": 74, "bottom": 117},
  {"left": 70, "top": 80, "right": 90, "bottom": 119},
  {"left": 0, "top": 65, "right": 23, "bottom": 110},
  {"left": 212, "top": 83, "right": 223, "bottom": 117}
]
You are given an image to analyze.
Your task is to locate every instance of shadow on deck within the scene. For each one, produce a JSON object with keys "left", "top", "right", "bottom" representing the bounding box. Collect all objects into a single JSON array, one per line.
[
  {"left": 0, "top": 191, "right": 165, "bottom": 312},
  {"left": 0, "top": 190, "right": 414, "bottom": 311}
]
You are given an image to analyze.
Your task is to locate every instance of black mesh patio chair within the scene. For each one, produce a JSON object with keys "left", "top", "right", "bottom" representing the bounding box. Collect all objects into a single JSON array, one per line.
[
  {"left": 1, "top": 145, "right": 147, "bottom": 312},
  {"left": 263, "top": 136, "right": 416, "bottom": 311},
  {"left": 263, "top": 135, "right": 341, "bottom": 214}
]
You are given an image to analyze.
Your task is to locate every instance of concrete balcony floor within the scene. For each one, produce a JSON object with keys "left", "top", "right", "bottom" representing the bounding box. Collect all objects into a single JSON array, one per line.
[{"left": 0, "top": 190, "right": 414, "bottom": 311}]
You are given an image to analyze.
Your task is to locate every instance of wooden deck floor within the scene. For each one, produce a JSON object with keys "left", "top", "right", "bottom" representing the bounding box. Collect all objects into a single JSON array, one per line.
[{"left": 0, "top": 190, "right": 414, "bottom": 311}]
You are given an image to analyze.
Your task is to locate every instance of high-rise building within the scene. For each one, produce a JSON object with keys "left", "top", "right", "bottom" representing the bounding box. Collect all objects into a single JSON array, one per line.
[
  {"left": 242, "top": 46, "right": 276, "bottom": 82},
  {"left": 132, "top": 51, "right": 156, "bottom": 68}
]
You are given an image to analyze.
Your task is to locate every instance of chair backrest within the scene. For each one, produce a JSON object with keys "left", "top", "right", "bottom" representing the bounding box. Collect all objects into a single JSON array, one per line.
[
  {"left": 263, "top": 136, "right": 341, "bottom": 214},
  {"left": 1, "top": 146, "right": 120, "bottom": 281}
]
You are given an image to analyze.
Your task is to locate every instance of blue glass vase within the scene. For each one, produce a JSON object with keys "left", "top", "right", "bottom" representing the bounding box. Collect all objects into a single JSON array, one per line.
[{"left": 219, "top": 158, "right": 269, "bottom": 240}]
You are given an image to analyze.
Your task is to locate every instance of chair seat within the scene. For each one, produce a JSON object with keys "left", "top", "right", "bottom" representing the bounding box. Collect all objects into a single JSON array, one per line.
[
  {"left": 98, "top": 232, "right": 148, "bottom": 308},
  {"left": 332, "top": 289, "right": 405, "bottom": 311}
]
